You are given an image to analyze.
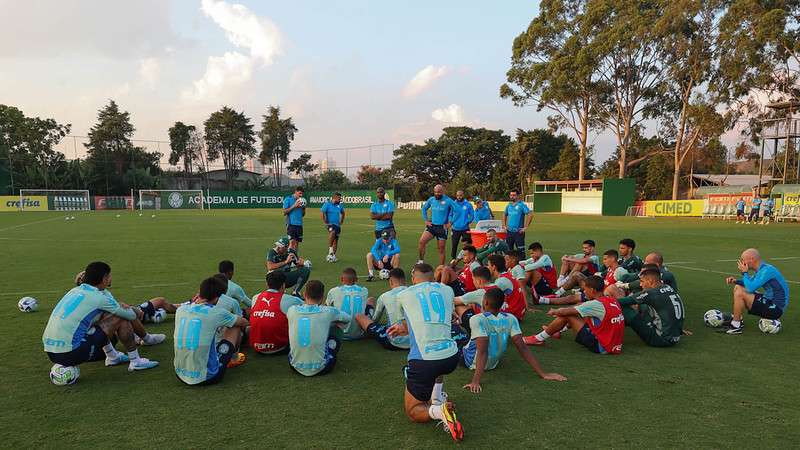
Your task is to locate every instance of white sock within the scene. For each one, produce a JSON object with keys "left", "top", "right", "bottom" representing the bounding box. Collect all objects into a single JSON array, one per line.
[
  {"left": 428, "top": 404, "right": 445, "bottom": 421},
  {"left": 539, "top": 297, "right": 550, "bottom": 304},
  {"left": 127, "top": 349, "right": 140, "bottom": 361},
  {"left": 731, "top": 319, "right": 741, "bottom": 328},
  {"left": 329, "top": 247, "right": 333, "bottom": 254},
  {"left": 560, "top": 325, "right": 569, "bottom": 333},
  {"left": 103, "top": 343, "right": 119, "bottom": 358},
  {"left": 431, "top": 382, "right": 444, "bottom": 403},
  {"left": 555, "top": 288, "right": 566, "bottom": 296},
  {"left": 369, "top": 270, "right": 374, "bottom": 276},
  {"left": 536, "top": 331, "right": 550, "bottom": 341}
]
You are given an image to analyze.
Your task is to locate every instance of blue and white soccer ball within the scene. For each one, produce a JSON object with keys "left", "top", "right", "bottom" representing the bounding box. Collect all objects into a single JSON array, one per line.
[
  {"left": 758, "top": 318, "right": 781, "bottom": 334},
  {"left": 703, "top": 309, "right": 725, "bottom": 327},
  {"left": 297, "top": 197, "right": 307, "bottom": 207},
  {"left": 151, "top": 308, "right": 167, "bottom": 324},
  {"left": 304, "top": 259, "right": 312, "bottom": 269},
  {"left": 18, "top": 297, "right": 38, "bottom": 313},
  {"left": 325, "top": 254, "right": 337, "bottom": 263},
  {"left": 379, "top": 269, "right": 390, "bottom": 280},
  {"left": 50, "top": 364, "right": 80, "bottom": 386}
]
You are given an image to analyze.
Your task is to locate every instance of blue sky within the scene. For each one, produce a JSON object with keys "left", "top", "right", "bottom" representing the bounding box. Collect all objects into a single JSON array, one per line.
[{"left": 0, "top": 0, "right": 625, "bottom": 169}]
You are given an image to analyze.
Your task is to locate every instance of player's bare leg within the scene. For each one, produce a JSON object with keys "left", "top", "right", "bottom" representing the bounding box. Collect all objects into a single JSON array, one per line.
[
  {"left": 366, "top": 253, "right": 377, "bottom": 276},
  {"left": 222, "top": 326, "right": 246, "bottom": 368},
  {"left": 561, "top": 272, "right": 586, "bottom": 291},
  {"left": 436, "top": 239, "right": 446, "bottom": 266},
  {"left": 605, "top": 285, "right": 625, "bottom": 299},
  {"left": 418, "top": 231, "right": 434, "bottom": 262},
  {"left": 436, "top": 265, "right": 458, "bottom": 285},
  {"left": 403, "top": 388, "right": 463, "bottom": 441},
  {"left": 390, "top": 254, "right": 400, "bottom": 268},
  {"left": 731, "top": 284, "right": 756, "bottom": 323}
]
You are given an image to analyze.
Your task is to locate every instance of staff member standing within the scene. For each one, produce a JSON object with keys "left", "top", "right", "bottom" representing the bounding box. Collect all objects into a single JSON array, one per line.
[
  {"left": 503, "top": 189, "right": 532, "bottom": 251},
  {"left": 370, "top": 187, "right": 396, "bottom": 239},
  {"left": 449, "top": 190, "right": 474, "bottom": 260},
  {"left": 282, "top": 187, "right": 306, "bottom": 251}
]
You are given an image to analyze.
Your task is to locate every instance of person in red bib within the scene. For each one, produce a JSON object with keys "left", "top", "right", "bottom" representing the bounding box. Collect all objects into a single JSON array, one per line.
[
  {"left": 248, "top": 271, "right": 303, "bottom": 355},
  {"left": 523, "top": 275, "right": 624, "bottom": 354},
  {"left": 457, "top": 246, "right": 482, "bottom": 292},
  {"left": 485, "top": 255, "right": 527, "bottom": 321}
]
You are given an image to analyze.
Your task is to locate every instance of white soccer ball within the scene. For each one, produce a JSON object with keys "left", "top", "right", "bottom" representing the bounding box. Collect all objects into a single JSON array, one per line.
[
  {"left": 151, "top": 214, "right": 156, "bottom": 218},
  {"left": 18, "top": 297, "right": 38, "bottom": 312},
  {"left": 758, "top": 318, "right": 782, "bottom": 334},
  {"left": 116, "top": 214, "right": 121, "bottom": 218},
  {"left": 70, "top": 216, "right": 75, "bottom": 220},
  {"left": 326, "top": 254, "right": 336, "bottom": 263},
  {"left": 50, "top": 364, "right": 80, "bottom": 386},
  {"left": 379, "top": 269, "right": 390, "bottom": 280},
  {"left": 138, "top": 213, "right": 143, "bottom": 217},
  {"left": 152, "top": 308, "right": 167, "bottom": 324},
  {"left": 703, "top": 309, "right": 725, "bottom": 327},
  {"left": 304, "top": 259, "right": 312, "bottom": 268}
]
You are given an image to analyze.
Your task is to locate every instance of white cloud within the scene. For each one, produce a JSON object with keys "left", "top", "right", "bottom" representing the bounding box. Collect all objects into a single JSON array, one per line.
[
  {"left": 431, "top": 104, "right": 464, "bottom": 123},
  {"left": 138, "top": 58, "right": 160, "bottom": 89},
  {"left": 403, "top": 65, "right": 449, "bottom": 98},
  {"left": 184, "top": 0, "right": 284, "bottom": 101}
]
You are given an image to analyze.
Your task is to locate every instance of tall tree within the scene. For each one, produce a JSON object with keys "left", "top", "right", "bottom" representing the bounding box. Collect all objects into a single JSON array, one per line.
[
  {"left": 547, "top": 139, "right": 595, "bottom": 180},
  {"left": 356, "top": 165, "right": 394, "bottom": 188},
  {"left": 501, "top": 0, "right": 599, "bottom": 180},
  {"left": 259, "top": 106, "right": 298, "bottom": 186},
  {"left": 204, "top": 106, "right": 256, "bottom": 190},
  {"left": 314, "top": 169, "right": 351, "bottom": 190},
  {"left": 287, "top": 153, "right": 318, "bottom": 185},
  {"left": 168, "top": 122, "right": 197, "bottom": 176},
  {"left": 642, "top": 152, "right": 674, "bottom": 200},
  {"left": 506, "top": 129, "right": 568, "bottom": 190}
]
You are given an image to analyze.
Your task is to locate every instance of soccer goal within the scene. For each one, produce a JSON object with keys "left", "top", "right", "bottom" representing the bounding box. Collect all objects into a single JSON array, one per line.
[
  {"left": 138, "top": 190, "right": 206, "bottom": 211},
  {"left": 18, "top": 189, "right": 90, "bottom": 211},
  {"left": 625, "top": 205, "right": 646, "bottom": 217}
]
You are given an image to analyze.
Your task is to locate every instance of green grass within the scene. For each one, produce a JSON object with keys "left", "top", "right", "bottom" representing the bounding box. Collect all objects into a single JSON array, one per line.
[{"left": 1, "top": 209, "right": 798, "bottom": 448}]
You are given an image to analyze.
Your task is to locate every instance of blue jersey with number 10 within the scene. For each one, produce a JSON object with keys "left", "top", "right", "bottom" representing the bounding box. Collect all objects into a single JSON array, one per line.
[
  {"left": 325, "top": 284, "right": 369, "bottom": 340},
  {"left": 397, "top": 282, "right": 457, "bottom": 361},
  {"left": 173, "top": 303, "right": 238, "bottom": 385}
]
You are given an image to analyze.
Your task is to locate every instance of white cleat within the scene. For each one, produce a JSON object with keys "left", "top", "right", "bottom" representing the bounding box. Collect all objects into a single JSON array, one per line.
[
  {"left": 105, "top": 353, "right": 130, "bottom": 367},
  {"left": 128, "top": 357, "right": 159, "bottom": 372}
]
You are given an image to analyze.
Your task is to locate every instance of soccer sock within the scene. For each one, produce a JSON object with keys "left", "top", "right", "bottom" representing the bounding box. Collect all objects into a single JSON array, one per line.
[
  {"left": 731, "top": 319, "right": 742, "bottom": 328},
  {"left": 369, "top": 270, "right": 374, "bottom": 276},
  {"left": 431, "top": 382, "right": 444, "bottom": 403},
  {"left": 102, "top": 343, "right": 119, "bottom": 358},
  {"left": 127, "top": 349, "right": 140, "bottom": 361},
  {"left": 539, "top": 297, "right": 550, "bottom": 304},
  {"left": 536, "top": 331, "right": 550, "bottom": 341},
  {"left": 329, "top": 247, "right": 333, "bottom": 254},
  {"left": 555, "top": 288, "right": 566, "bottom": 296},
  {"left": 428, "top": 404, "right": 445, "bottom": 421}
]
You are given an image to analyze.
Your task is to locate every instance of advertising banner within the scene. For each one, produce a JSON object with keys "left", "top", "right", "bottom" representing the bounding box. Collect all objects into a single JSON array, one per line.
[
  {"left": 783, "top": 192, "right": 800, "bottom": 205},
  {"left": 706, "top": 193, "right": 753, "bottom": 206},
  {"left": 644, "top": 200, "right": 705, "bottom": 217},
  {"left": 94, "top": 196, "right": 133, "bottom": 210},
  {"left": 0, "top": 195, "right": 49, "bottom": 212},
  {"left": 205, "top": 190, "right": 390, "bottom": 209}
]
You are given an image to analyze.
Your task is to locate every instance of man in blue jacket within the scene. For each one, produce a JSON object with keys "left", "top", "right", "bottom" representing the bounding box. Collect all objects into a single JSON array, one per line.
[
  {"left": 419, "top": 184, "right": 459, "bottom": 267},
  {"left": 367, "top": 230, "right": 401, "bottom": 281},
  {"left": 720, "top": 248, "right": 790, "bottom": 334},
  {"left": 449, "top": 190, "right": 474, "bottom": 261}
]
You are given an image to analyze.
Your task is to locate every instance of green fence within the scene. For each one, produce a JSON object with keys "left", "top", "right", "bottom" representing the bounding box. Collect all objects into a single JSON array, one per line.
[
  {"left": 205, "top": 189, "right": 393, "bottom": 209},
  {"left": 601, "top": 178, "right": 636, "bottom": 216}
]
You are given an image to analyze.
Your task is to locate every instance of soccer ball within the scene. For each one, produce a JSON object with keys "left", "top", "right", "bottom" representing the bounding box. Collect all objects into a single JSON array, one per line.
[
  {"left": 703, "top": 309, "right": 725, "bottom": 327},
  {"left": 379, "top": 269, "right": 390, "bottom": 280},
  {"left": 758, "top": 318, "right": 782, "bottom": 334},
  {"left": 326, "top": 254, "right": 337, "bottom": 263},
  {"left": 297, "top": 197, "right": 307, "bottom": 207},
  {"left": 152, "top": 308, "right": 167, "bottom": 324},
  {"left": 50, "top": 364, "right": 80, "bottom": 386},
  {"left": 18, "top": 297, "right": 38, "bottom": 312},
  {"left": 304, "top": 259, "right": 312, "bottom": 269}
]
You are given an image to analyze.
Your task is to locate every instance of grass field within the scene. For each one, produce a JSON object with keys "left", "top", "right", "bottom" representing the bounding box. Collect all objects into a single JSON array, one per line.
[{"left": 1, "top": 209, "right": 798, "bottom": 448}]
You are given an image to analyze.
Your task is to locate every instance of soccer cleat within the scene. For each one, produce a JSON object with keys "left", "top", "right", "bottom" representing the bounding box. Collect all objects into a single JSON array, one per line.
[
  {"left": 431, "top": 391, "right": 448, "bottom": 406},
  {"left": 439, "top": 402, "right": 464, "bottom": 442},
  {"left": 142, "top": 334, "right": 166, "bottom": 346},
  {"left": 105, "top": 353, "right": 130, "bottom": 367},
  {"left": 523, "top": 335, "right": 546, "bottom": 346},
  {"left": 717, "top": 324, "right": 744, "bottom": 335},
  {"left": 366, "top": 275, "right": 374, "bottom": 282},
  {"left": 128, "top": 357, "right": 159, "bottom": 371},
  {"left": 227, "top": 352, "right": 246, "bottom": 368}
]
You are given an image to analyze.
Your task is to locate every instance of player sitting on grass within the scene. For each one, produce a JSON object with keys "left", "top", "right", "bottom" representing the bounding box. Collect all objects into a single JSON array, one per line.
[
  {"left": 476, "top": 229, "right": 509, "bottom": 264},
  {"left": 266, "top": 235, "right": 311, "bottom": 297},
  {"left": 287, "top": 280, "right": 351, "bottom": 376},
  {"left": 387, "top": 263, "right": 463, "bottom": 442},
  {"left": 453, "top": 267, "right": 492, "bottom": 332},
  {"left": 462, "top": 289, "right": 567, "bottom": 394},
  {"left": 218, "top": 260, "right": 251, "bottom": 312},
  {"left": 523, "top": 275, "right": 625, "bottom": 354},
  {"left": 44, "top": 262, "right": 160, "bottom": 373},
  {"left": 454, "top": 255, "right": 527, "bottom": 321},
  {"left": 249, "top": 271, "right": 303, "bottom": 355},
  {"left": 615, "top": 252, "right": 678, "bottom": 293},
  {"left": 355, "top": 268, "right": 410, "bottom": 350},
  {"left": 556, "top": 239, "right": 600, "bottom": 291},
  {"left": 719, "top": 248, "right": 790, "bottom": 335},
  {"left": 435, "top": 263, "right": 468, "bottom": 297},
  {"left": 321, "top": 192, "right": 345, "bottom": 262},
  {"left": 617, "top": 238, "right": 643, "bottom": 273},
  {"left": 173, "top": 276, "right": 249, "bottom": 386},
  {"left": 617, "top": 265, "right": 685, "bottom": 347},
  {"left": 521, "top": 242, "right": 558, "bottom": 301},
  {"left": 456, "top": 245, "right": 482, "bottom": 292},
  {"left": 326, "top": 268, "right": 372, "bottom": 340},
  {"left": 596, "top": 249, "right": 631, "bottom": 299},
  {"left": 366, "top": 230, "right": 400, "bottom": 282},
  {"left": 505, "top": 250, "right": 526, "bottom": 283}
]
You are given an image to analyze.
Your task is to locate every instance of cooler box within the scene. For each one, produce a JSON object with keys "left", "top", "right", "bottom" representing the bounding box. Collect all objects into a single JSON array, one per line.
[{"left": 468, "top": 220, "right": 506, "bottom": 248}]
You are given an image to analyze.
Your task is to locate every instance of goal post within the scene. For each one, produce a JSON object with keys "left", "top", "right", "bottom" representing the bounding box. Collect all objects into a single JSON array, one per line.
[
  {"left": 18, "top": 189, "right": 90, "bottom": 211},
  {"left": 138, "top": 190, "right": 205, "bottom": 211}
]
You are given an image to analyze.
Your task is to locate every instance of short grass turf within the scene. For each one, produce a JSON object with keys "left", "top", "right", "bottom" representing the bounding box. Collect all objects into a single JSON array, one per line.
[{"left": 1, "top": 210, "right": 798, "bottom": 449}]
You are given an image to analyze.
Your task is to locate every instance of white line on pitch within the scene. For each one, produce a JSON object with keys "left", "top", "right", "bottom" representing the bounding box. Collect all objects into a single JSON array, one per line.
[
  {"left": 0, "top": 289, "right": 60, "bottom": 297},
  {"left": 131, "top": 282, "right": 190, "bottom": 288},
  {"left": 670, "top": 264, "right": 800, "bottom": 285},
  {"left": 0, "top": 216, "right": 64, "bottom": 233},
  {"left": 716, "top": 256, "right": 800, "bottom": 262}
]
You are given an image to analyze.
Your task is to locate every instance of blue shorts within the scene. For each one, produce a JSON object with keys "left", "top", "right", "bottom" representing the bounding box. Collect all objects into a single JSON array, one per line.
[
  {"left": 47, "top": 327, "right": 109, "bottom": 366},
  {"left": 404, "top": 353, "right": 459, "bottom": 402},
  {"left": 575, "top": 325, "right": 603, "bottom": 354},
  {"left": 326, "top": 224, "right": 341, "bottom": 238},
  {"left": 287, "top": 224, "right": 303, "bottom": 242},
  {"left": 426, "top": 224, "right": 448, "bottom": 241},
  {"left": 737, "top": 209, "right": 745, "bottom": 215},
  {"left": 748, "top": 293, "right": 784, "bottom": 319},
  {"left": 366, "top": 323, "right": 404, "bottom": 351}
]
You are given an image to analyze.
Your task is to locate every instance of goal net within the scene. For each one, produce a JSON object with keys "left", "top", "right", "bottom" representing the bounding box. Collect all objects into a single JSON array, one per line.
[
  {"left": 18, "top": 189, "right": 90, "bottom": 211},
  {"left": 625, "top": 205, "right": 646, "bottom": 217},
  {"left": 138, "top": 190, "right": 205, "bottom": 211}
]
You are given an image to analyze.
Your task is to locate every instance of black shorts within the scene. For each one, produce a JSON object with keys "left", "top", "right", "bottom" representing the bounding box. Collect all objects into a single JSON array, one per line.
[
  {"left": 404, "top": 353, "right": 460, "bottom": 402},
  {"left": 748, "top": 293, "right": 784, "bottom": 320},
  {"left": 448, "top": 279, "right": 466, "bottom": 297},
  {"left": 425, "top": 224, "right": 448, "bottom": 241},
  {"left": 452, "top": 229, "right": 472, "bottom": 243},
  {"left": 375, "top": 226, "right": 396, "bottom": 240},
  {"left": 372, "top": 259, "right": 394, "bottom": 270},
  {"left": 459, "top": 308, "right": 476, "bottom": 333},
  {"left": 47, "top": 327, "right": 109, "bottom": 366},
  {"left": 287, "top": 224, "right": 303, "bottom": 242},
  {"left": 366, "top": 323, "right": 404, "bottom": 351},
  {"left": 575, "top": 325, "right": 602, "bottom": 354},
  {"left": 505, "top": 231, "right": 525, "bottom": 250},
  {"left": 763, "top": 210, "right": 773, "bottom": 218},
  {"left": 737, "top": 209, "right": 745, "bottom": 216},
  {"left": 139, "top": 301, "right": 157, "bottom": 322},
  {"left": 534, "top": 277, "right": 554, "bottom": 296},
  {"left": 327, "top": 224, "right": 341, "bottom": 238}
]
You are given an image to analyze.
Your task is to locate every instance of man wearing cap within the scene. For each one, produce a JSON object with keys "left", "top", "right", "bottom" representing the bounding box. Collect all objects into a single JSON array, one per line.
[
  {"left": 473, "top": 197, "right": 493, "bottom": 222},
  {"left": 449, "top": 190, "right": 474, "bottom": 261},
  {"left": 265, "top": 236, "right": 311, "bottom": 297},
  {"left": 370, "top": 187, "right": 396, "bottom": 239},
  {"left": 366, "top": 230, "right": 401, "bottom": 281}
]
